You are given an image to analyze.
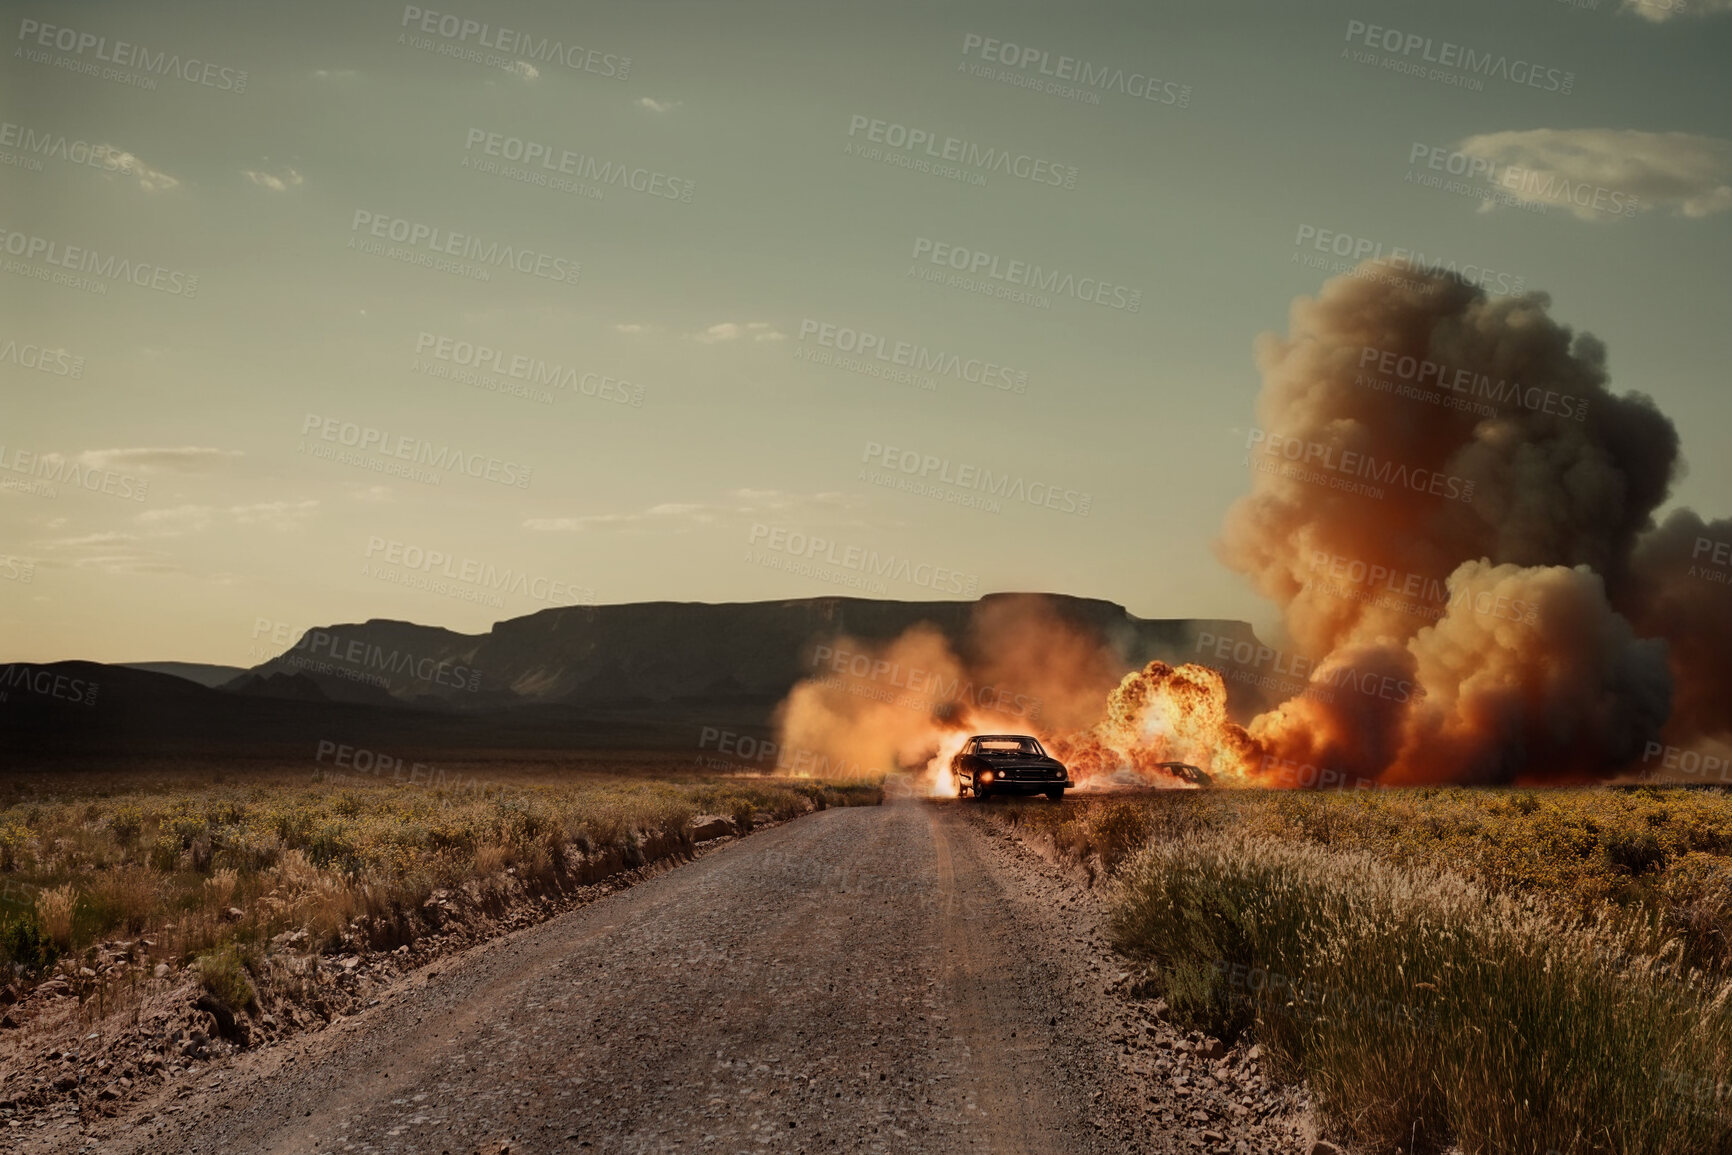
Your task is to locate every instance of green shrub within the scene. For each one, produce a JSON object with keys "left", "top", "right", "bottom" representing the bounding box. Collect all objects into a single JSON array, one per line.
[
  {"left": 108, "top": 804, "right": 145, "bottom": 845},
  {"left": 0, "top": 914, "right": 58, "bottom": 977},
  {"left": 194, "top": 942, "right": 257, "bottom": 1013}
]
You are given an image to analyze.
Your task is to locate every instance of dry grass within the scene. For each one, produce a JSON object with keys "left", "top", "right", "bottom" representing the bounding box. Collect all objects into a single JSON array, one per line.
[
  {"left": 0, "top": 763, "right": 881, "bottom": 994},
  {"left": 1111, "top": 832, "right": 1732, "bottom": 1153},
  {"left": 986, "top": 786, "right": 1732, "bottom": 1153}
]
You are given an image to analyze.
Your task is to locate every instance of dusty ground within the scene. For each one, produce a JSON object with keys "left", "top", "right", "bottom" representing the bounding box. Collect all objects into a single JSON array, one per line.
[{"left": 18, "top": 799, "right": 1313, "bottom": 1154}]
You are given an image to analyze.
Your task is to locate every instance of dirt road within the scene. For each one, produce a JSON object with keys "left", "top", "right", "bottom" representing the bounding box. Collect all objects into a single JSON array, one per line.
[{"left": 67, "top": 801, "right": 1305, "bottom": 1154}]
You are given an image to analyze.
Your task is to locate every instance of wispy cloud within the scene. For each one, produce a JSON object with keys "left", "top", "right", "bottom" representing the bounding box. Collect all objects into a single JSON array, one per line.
[
  {"left": 1621, "top": 0, "right": 1732, "bottom": 21},
  {"left": 32, "top": 531, "right": 180, "bottom": 575},
  {"left": 689, "top": 321, "right": 786, "bottom": 344},
  {"left": 524, "top": 489, "right": 865, "bottom": 533},
  {"left": 242, "top": 167, "right": 305, "bottom": 192},
  {"left": 136, "top": 505, "right": 215, "bottom": 534},
  {"left": 104, "top": 149, "right": 179, "bottom": 193},
  {"left": 614, "top": 323, "right": 654, "bottom": 336},
  {"left": 1456, "top": 129, "right": 1732, "bottom": 220},
  {"left": 78, "top": 447, "right": 244, "bottom": 473},
  {"left": 134, "top": 499, "right": 319, "bottom": 534},
  {"left": 504, "top": 60, "right": 540, "bottom": 81},
  {"left": 230, "top": 500, "right": 319, "bottom": 528},
  {"left": 636, "top": 96, "right": 682, "bottom": 113}
]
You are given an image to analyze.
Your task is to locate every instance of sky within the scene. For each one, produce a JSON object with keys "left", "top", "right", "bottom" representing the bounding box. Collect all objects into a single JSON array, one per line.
[{"left": 3, "top": 0, "right": 1730, "bottom": 667}]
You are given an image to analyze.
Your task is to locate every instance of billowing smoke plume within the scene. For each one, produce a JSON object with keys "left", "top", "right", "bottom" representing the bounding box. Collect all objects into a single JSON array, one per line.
[
  {"left": 1221, "top": 266, "right": 1701, "bottom": 783},
  {"left": 774, "top": 263, "right": 1731, "bottom": 788}
]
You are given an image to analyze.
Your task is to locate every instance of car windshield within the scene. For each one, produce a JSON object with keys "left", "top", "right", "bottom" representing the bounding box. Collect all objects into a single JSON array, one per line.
[{"left": 976, "top": 737, "right": 1044, "bottom": 756}]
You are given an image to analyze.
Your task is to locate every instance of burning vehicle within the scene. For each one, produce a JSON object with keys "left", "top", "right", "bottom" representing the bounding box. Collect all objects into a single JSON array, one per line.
[{"left": 951, "top": 734, "right": 1070, "bottom": 801}]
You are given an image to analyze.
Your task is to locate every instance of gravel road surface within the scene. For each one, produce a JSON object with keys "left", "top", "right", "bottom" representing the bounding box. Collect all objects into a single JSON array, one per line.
[{"left": 64, "top": 800, "right": 1306, "bottom": 1154}]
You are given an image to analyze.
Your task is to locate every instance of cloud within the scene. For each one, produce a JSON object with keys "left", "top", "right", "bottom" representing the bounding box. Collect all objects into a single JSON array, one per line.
[
  {"left": 103, "top": 149, "right": 179, "bottom": 193},
  {"left": 228, "top": 500, "right": 319, "bottom": 529},
  {"left": 1455, "top": 129, "right": 1732, "bottom": 220},
  {"left": 242, "top": 167, "right": 305, "bottom": 192},
  {"left": 136, "top": 505, "right": 214, "bottom": 534},
  {"left": 504, "top": 60, "right": 540, "bottom": 81},
  {"left": 523, "top": 489, "right": 864, "bottom": 533},
  {"left": 133, "top": 500, "right": 318, "bottom": 535},
  {"left": 32, "top": 531, "right": 180, "bottom": 575},
  {"left": 311, "top": 68, "right": 360, "bottom": 82},
  {"left": 614, "top": 323, "right": 653, "bottom": 335},
  {"left": 1621, "top": 0, "right": 1732, "bottom": 20},
  {"left": 690, "top": 321, "right": 786, "bottom": 344},
  {"left": 78, "top": 447, "right": 244, "bottom": 474},
  {"left": 637, "top": 97, "right": 682, "bottom": 113}
]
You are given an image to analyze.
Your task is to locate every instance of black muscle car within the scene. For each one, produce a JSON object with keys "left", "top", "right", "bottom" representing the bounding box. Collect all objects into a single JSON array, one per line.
[{"left": 950, "top": 734, "right": 1070, "bottom": 801}]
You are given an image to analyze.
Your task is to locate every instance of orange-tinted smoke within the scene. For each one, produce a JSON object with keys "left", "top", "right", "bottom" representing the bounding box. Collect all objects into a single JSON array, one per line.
[{"left": 1223, "top": 262, "right": 1702, "bottom": 783}]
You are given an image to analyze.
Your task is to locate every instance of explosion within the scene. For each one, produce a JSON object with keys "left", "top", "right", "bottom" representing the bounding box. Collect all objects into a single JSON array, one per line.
[{"left": 775, "top": 263, "right": 1732, "bottom": 790}]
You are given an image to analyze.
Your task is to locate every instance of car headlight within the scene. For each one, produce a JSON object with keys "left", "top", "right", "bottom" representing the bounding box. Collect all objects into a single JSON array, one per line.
[{"left": 980, "top": 771, "right": 994, "bottom": 782}]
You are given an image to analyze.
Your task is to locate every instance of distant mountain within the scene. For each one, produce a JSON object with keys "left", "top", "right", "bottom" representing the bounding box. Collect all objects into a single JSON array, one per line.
[
  {"left": 121, "top": 661, "right": 250, "bottom": 688},
  {"left": 235, "top": 594, "right": 1265, "bottom": 712},
  {"left": 1, "top": 594, "right": 1273, "bottom": 764}
]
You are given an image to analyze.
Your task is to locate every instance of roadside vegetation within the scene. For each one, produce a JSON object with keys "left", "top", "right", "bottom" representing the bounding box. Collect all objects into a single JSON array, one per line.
[
  {"left": 0, "top": 764, "right": 880, "bottom": 1018},
  {"left": 986, "top": 787, "right": 1732, "bottom": 1153}
]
